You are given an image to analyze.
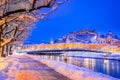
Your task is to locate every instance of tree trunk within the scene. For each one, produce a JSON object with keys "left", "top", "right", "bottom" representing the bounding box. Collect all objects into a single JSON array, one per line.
[
  {"left": 0, "top": 46, "right": 5, "bottom": 57},
  {"left": 9, "top": 45, "right": 12, "bottom": 55},
  {"left": 0, "top": 25, "right": 4, "bottom": 57},
  {"left": 6, "top": 45, "right": 8, "bottom": 56},
  {"left": 6, "top": 45, "right": 12, "bottom": 56}
]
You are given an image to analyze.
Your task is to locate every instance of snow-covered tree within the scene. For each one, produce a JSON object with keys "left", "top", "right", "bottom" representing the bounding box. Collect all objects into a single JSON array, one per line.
[{"left": 0, "top": 0, "right": 67, "bottom": 57}]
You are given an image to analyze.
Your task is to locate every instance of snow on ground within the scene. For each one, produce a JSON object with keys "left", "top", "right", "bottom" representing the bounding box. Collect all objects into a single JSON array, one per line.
[
  {"left": 0, "top": 56, "right": 19, "bottom": 80},
  {"left": 28, "top": 55, "right": 119, "bottom": 80},
  {"left": 61, "top": 52, "right": 120, "bottom": 60},
  {"left": 0, "top": 52, "right": 120, "bottom": 80},
  {"left": 0, "top": 58, "right": 8, "bottom": 71}
]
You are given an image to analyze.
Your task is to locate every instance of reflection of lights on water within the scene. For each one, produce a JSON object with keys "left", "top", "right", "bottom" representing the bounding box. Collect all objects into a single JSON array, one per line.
[
  {"left": 84, "top": 58, "right": 89, "bottom": 68},
  {"left": 91, "top": 59, "right": 95, "bottom": 70},
  {"left": 40, "top": 54, "right": 120, "bottom": 78},
  {"left": 104, "top": 59, "right": 110, "bottom": 74},
  {"left": 111, "top": 63, "right": 115, "bottom": 70},
  {"left": 50, "top": 55, "right": 53, "bottom": 60},
  {"left": 68, "top": 57, "right": 72, "bottom": 64},
  {"left": 57, "top": 56, "right": 60, "bottom": 61},
  {"left": 116, "top": 63, "right": 120, "bottom": 74}
]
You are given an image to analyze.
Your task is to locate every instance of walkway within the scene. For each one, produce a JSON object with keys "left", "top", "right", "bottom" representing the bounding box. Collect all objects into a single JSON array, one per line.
[{"left": 15, "top": 56, "right": 69, "bottom": 80}]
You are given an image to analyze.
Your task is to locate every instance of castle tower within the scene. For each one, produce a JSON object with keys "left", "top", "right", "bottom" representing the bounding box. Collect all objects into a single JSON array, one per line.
[
  {"left": 97, "top": 33, "right": 101, "bottom": 43},
  {"left": 106, "top": 31, "right": 113, "bottom": 44}
]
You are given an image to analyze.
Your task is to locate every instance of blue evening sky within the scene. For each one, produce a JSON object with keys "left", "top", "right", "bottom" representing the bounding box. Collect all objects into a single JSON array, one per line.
[{"left": 24, "top": 0, "right": 120, "bottom": 44}]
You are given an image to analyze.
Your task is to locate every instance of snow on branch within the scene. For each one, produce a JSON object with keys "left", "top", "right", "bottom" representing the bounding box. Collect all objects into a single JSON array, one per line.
[
  {"left": 0, "top": 0, "right": 67, "bottom": 56},
  {"left": 0, "top": 0, "right": 8, "bottom": 7},
  {"left": 1, "top": 38, "right": 13, "bottom": 46},
  {"left": 0, "top": 0, "right": 56, "bottom": 19}
]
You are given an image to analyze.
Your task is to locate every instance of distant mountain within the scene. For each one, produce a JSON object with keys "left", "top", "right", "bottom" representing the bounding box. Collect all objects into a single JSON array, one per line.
[{"left": 54, "top": 29, "right": 120, "bottom": 44}]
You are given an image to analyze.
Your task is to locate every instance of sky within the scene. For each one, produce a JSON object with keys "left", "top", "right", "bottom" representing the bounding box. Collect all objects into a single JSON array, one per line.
[{"left": 24, "top": 0, "right": 120, "bottom": 44}]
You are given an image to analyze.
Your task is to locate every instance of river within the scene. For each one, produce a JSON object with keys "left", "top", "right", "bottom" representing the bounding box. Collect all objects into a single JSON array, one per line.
[{"left": 38, "top": 53, "right": 120, "bottom": 79}]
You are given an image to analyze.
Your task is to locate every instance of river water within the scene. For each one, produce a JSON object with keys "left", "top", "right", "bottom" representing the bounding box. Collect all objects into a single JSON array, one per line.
[{"left": 38, "top": 53, "right": 120, "bottom": 79}]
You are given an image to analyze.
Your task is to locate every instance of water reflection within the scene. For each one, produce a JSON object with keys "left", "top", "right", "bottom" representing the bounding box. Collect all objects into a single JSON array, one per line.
[{"left": 39, "top": 54, "right": 120, "bottom": 79}]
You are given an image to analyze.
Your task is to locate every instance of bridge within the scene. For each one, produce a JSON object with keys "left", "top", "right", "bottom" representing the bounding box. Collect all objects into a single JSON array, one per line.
[
  {"left": 17, "top": 43, "right": 120, "bottom": 55},
  {"left": 16, "top": 48, "right": 111, "bottom": 61},
  {"left": 19, "top": 48, "right": 107, "bottom": 55}
]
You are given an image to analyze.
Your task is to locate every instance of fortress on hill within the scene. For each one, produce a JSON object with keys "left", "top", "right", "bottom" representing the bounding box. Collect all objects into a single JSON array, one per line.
[{"left": 52, "top": 29, "right": 120, "bottom": 46}]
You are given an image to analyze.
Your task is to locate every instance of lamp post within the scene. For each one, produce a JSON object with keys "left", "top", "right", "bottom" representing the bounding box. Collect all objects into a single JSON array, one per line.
[{"left": 64, "top": 52, "right": 67, "bottom": 63}]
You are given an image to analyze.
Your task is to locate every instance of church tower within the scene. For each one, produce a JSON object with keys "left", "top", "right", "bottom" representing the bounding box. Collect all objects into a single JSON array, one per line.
[{"left": 50, "top": 38, "right": 54, "bottom": 44}]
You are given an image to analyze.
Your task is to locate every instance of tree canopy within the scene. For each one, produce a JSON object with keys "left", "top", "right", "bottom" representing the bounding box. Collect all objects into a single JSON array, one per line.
[{"left": 0, "top": 0, "right": 67, "bottom": 57}]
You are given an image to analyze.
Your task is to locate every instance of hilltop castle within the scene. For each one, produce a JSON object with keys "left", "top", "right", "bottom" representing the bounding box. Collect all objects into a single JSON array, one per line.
[{"left": 51, "top": 29, "right": 120, "bottom": 46}]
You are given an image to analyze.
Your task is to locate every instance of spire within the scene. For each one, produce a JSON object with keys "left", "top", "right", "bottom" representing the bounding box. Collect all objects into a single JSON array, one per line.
[{"left": 50, "top": 38, "right": 54, "bottom": 44}]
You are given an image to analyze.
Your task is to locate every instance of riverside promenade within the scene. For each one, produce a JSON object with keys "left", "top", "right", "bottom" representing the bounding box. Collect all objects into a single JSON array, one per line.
[
  {"left": 1, "top": 55, "right": 118, "bottom": 80},
  {"left": 15, "top": 56, "right": 69, "bottom": 80}
]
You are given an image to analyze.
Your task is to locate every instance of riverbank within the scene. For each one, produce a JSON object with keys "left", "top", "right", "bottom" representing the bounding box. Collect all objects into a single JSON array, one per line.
[{"left": 28, "top": 54, "right": 119, "bottom": 80}]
